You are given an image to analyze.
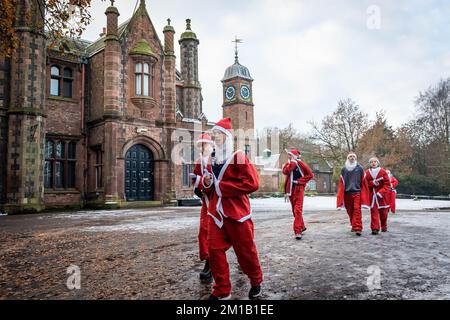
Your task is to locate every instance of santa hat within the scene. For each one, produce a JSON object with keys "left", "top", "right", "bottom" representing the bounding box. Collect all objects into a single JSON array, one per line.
[
  {"left": 212, "top": 117, "right": 233, "bottom": 138},
  {"left": 347, "top": 152, "right": 357, "bottom": 159},
  {"left": 369, "top": 157, "right": 380, "bottom": 165},
  {"left": 196, "top": 133, "right": 213, "bottom": 145},
  {"left": 288, "top": 149, "right": 301, "bottom": 158}
]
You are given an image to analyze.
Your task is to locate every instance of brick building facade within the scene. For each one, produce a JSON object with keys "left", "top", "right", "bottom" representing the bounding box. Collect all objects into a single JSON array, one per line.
[{"left": 0, "top": 0, "right": 215, "bottom": 213}]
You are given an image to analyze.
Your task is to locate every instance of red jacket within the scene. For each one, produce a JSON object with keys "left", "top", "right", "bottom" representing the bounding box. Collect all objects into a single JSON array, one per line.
[
  {"left": 390, "top": 176, "right": 399, "bottom": 190},
  {"left": 336, "top": 167, "right": 370, "bottom": 208},
  {"left": 365, "top": 168, "right": 391, "bottom": 209},
  {"left": 282, "top": 159, "right": 314, "bottom": 196},
  {"left": 195, "top": 150, "right": 259, "bottom": 228},
  {"left": 192, "top": 154, "right": 213, "bottom": 205}
]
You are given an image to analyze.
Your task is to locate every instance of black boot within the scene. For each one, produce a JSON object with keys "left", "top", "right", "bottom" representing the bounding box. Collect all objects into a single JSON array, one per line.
[
  {"left": 371, "top": 230, "right": 379, "bottom": 235},
  {"left": 200, "top": 260, "right": 212, "bottom": 280},
  {"left": 249, "top": 285, "right": 262, "bottom": 299}
]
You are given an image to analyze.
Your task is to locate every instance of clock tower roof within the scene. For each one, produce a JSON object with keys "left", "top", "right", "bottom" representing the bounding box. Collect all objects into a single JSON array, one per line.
[
  {"left": 222, "top": 38, "right": 253, "bottom": 82},
  {"left": 222, "top": 61, "right": 253, "bottom": 82}
]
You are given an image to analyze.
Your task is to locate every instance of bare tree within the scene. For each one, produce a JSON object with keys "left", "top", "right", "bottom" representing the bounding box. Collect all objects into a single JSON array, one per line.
[
  {"left": 415, "top": 78, "right": 450, "bottom": 145},
  {"left": 309, "top": 98, "right": 369, "bottom": 163}
]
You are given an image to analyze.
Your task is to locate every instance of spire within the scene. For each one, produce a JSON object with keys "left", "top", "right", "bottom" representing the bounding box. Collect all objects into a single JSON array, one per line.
[
  {"left": 180, "top": 18, "right": 198, "bottom": 41},
  {"left": 139, "top": 0, "right": 146, "bottom": 8},
  {"left": 232, "top": 36, "right": 243, "bottom": 64}
]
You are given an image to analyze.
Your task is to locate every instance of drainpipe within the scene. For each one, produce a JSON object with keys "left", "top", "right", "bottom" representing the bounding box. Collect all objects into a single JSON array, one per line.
[{"left": 80, "top": 57, "right": 88, "bottom": 204}]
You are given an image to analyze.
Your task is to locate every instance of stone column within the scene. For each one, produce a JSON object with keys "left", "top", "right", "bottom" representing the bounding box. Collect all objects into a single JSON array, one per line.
[
  {"left": 103, "top": 3, "right": 121, "bottom": 205},
  {"left": 4, "top": 0, "right": 46, "bottom": 214}
]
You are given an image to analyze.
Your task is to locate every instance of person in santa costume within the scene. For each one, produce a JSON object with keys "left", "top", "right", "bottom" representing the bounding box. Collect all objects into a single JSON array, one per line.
[
  {"left": 192, "top": 133, "right": 214, "bottom": 281},
  {"left": 336, "top": 152, "right": 370, "bottom": 236},
  {"left": 193, "top": 117, "right": 263, "bottom": 300},
  {"left": 282, "top": 149, "right": 314, "bottom": 240},
  {"left": 365, "top": 157, "right": 391, "bottom": 234},
  {"left": 386, "top": 170, "right": 399, "bottom": 214}
]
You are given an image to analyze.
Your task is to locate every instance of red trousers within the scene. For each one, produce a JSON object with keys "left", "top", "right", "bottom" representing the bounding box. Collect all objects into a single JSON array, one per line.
[
  {"left": 344, "top": 192, "right": 363, "bottom": 231},
  {"left": 370, "top": 207, "right": 389, "bottom": 231},
  {"left": 198, "top": 199, "right": 209, "bottom": 261},
  {"left": 208, "top": 217, "right": 263, "bottom": 298},
  {"left": 389, "top": 191, "right": 396, "bottom": 213},
  {"left": 289, "top": 185, "right": 305, "bottom": 234}
]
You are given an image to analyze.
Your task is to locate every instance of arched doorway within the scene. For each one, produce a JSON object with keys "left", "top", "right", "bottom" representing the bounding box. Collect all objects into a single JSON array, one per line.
[{"left": 125, "top": 144, "right": 154, "bottom": 201}]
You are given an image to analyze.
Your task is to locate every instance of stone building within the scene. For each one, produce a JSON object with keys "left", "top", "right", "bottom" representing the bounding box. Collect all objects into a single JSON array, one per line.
[{"left": 0, "top": 0, "right": 214, "bottom": 213}]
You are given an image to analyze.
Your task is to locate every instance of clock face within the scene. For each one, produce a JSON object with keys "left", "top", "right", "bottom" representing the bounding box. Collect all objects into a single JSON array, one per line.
[
  {"left": 225, "top": 86, "right": 236, "bottom": 100},
  {"left": 240, "top": 85, "right": 250, "bottom": 99}
]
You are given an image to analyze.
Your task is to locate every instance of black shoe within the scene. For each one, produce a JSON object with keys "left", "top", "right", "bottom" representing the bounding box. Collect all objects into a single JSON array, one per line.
[
  {"left": 381, "top": 229, "right": 388, "bottom": 232},
  {"left": 207, "top": 294, "right": 231, "bottom": 300},
  {"left": 295, "top": 233, "right": 302, "bottom": 240},
  {"left": 371, "top": 230, "right": 379, "bottom": 235},
  {"left": 355, "top": 231, "right": 362, "bottom": 236},
  {"left": 302, "top": 227, "right": 307, "bottom": 233},
  {"left": 200, "top": 260, "right": 212, "bottom": 280},
  {"left": 249, "top": 285, "right": 262, "bottom": 299}
]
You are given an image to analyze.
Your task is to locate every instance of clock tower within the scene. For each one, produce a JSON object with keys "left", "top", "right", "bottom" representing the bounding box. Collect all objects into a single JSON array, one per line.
[{"left": 222, "top": 38, "right": 255, "bottom": 158}]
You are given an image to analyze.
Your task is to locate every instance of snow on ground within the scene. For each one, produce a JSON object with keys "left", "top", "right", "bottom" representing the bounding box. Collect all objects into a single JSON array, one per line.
[
  {"left": 37, "top": 209, "right": 178, "bottom": 220},
  {"left": 10, "top": 196, "right": 446, "bottom": 234},
  {"left": 250, "top": 196, "right": 450, "bottom": 211}
]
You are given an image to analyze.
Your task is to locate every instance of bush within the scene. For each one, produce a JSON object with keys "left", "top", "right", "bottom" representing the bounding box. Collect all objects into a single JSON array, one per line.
[{"left": 397, "top": 174, "right": 449, "bottom": 196}]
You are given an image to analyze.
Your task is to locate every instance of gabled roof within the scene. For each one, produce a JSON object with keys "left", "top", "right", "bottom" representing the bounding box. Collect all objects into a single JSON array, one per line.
[
  {"left": 85, "top": 19, "right": 130, "bottom": 57},
  {"left": 46, "top": 33, "right": 92, "bottom": 57},
  {"left": 86, "top": 1, "right": 164, "bottom": 58}
]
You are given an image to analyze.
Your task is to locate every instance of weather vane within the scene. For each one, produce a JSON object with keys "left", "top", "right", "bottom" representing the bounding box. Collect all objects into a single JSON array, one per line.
[{"left": 232, "top": 36, "right": 243, "bottom": 63}]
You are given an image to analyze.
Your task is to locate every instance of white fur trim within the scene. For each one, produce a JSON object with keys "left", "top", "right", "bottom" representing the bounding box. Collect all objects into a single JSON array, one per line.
[
  {"left": 196, "top": 139, "right": 214, "bottom": 144},
  {"left": 212, "top": 125, "right": 233, "bottom": 140},
  {"left": 237, "top": 212, "right": 252, "bottom": 223},
  {"left": 207, "top": 212, "right": 223, "bottom": 228},
  {"left": 194, "top": 175, "right": 201, "bottom": 189}
]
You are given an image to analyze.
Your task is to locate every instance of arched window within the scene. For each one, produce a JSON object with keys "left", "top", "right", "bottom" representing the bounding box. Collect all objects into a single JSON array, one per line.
[
  {"left": 135, "top": 62, "right": 153, "bottom": 96},
  {"left": 50, "top": 66, "right": 73, "bottom": 98}
]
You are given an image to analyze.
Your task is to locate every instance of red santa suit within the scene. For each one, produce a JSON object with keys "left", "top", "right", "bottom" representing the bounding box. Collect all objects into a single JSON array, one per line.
[
  {"left": 282, "top": 150, "right": 314, "bottom": 236},
  {"left": 365, "top": 162, "right": 391, "bottom": 232},
  {"left": 195, "top": 118, "right": 263, "bottom": 299},
  {"left": 336, "top": 157, "right": 370, "bottom": 233},
  {"left": 192, "top": 134, "right": 214, "bottom": 262},
  {"left": 388, "top": 175, "right": 399, "bottom": 214}
]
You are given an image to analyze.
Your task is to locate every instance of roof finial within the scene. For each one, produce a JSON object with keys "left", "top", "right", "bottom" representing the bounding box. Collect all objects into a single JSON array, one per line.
[
  {"left": 186, "top": 19, "right": 192, "bottom": 30},
  {"left": 110, "top": 0, "right": 115, "bottom": 6},
  {"left": 167, "top": 18, "right": 171, "bottom": 25},
  {"left": 232, "top": 36, "right": 243, "bottom": 63},
  {"left": 139, "top": 0, "right": 145, "bottom": 8}
]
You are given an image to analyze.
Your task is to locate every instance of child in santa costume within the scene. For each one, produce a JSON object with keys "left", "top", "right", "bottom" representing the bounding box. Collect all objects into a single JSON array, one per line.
[
  {"left": 192, "top": 133, "right": 214, "bottom": 281},
  {"left": 365, "top": 157, "right": 391, "bottom": 234},
  {"left": 386, "top": 170, "right": 399, "bottom": 214},
  {"left": 336, "top": 152, "right": 370, "bottom": 236},
  {"left": 194, "top": 117, "right": 263, "bottom": 300},
  {"left": 282, "top": 149, "right": 314, "bottom": 240}
]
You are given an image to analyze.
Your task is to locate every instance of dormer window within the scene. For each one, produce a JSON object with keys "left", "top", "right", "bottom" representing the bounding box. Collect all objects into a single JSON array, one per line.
[
  {"left": 50, "top": 65, "right": 73, "bottom": 98},
  {"left": 135, "top": 62, "right": 153, "bottom": 97}
]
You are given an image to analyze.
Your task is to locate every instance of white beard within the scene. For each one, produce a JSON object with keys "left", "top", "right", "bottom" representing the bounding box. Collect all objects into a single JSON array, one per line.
[
  {"left": 345, "top": 160, "right": 357, "bottom": 171},
  {"left": 214, "top": 137, "right": 234, "bottom": 164},
  {"left": 370, "top": 167, "right": 381, "bottom": 179}
]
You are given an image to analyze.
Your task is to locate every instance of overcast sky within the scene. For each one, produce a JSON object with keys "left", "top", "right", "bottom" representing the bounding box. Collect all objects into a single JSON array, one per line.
[{"left": 82, "top": 0, "right": 450, "bottom": 134}]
